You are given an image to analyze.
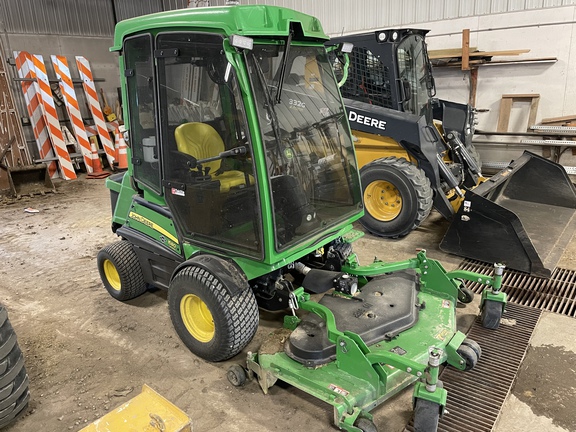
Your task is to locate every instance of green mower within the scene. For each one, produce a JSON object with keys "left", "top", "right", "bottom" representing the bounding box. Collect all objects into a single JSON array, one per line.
[{"left": 98, "top": 5, "right": 507, "bottom": 431}]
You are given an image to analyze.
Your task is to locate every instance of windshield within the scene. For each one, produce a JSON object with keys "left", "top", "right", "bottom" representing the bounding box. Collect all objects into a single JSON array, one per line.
[
  {"left": 397, "top": 34, "right": 432, "bottom": 117},
  {"left": 247, "top": 43, "right": 361, "bottom": 250}
]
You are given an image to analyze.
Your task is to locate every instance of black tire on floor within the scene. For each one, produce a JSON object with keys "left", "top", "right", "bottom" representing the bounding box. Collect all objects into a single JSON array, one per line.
[
  {"left": 481, "top": 299, "right": 503, "bottom": 330},
  {"left": 168, "top": 257, "right": 259, "bottom": 362},
  {"left": 354, "top": 417, "right": 377, "bottom": 432},
  {"left": 413, "top": 398, "right": 441, "bottom": 432},
  {"left": 456, "top": 344, "right": 478, "bottom": 371},
  {"left": 97, "top": 241, "right": 147, "bottom": 301},
  {"left": 0, "top": 305, "right": 30, "bottom": 428},
  {"left": 457, "top": 284, "right": 474, "bottom": 304},
  {"left": 360, "top": 157, "right": 433, "bottom": 238},
  {"left": 461, "top": 338, "right": 482, "bottom": 359},
  {"left": 227, "top": 364, "right": 247, "bottom": 387}
]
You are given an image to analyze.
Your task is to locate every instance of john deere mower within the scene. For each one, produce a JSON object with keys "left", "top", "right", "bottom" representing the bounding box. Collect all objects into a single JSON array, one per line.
[
  {"left": 329, "top": 29, "right": 576, "bottom": 278},
  {"left": 97, "top": 6, "right": 506, "bottom": 431}
]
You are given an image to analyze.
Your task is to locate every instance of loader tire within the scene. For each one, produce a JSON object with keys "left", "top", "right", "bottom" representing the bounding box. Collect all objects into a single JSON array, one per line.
[
  {"left": 168, "top": 261, "right": 259, "bottom": 362},
  {"left": 97, "top": 241, "right": 147, "bottom": 301},
  {"left": 0, "top": 305, "right": 30, "bottom": 428},
  {"left": 360, "top": 157, "right": 433, "bottom": 238}
]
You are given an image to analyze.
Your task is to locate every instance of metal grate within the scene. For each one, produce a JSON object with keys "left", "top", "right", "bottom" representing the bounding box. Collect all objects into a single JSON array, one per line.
[
  {"left": 334, "top": 47, "right": 393, "bottom": 109},
  {"left": 459, "top": 259, "right": 576, "bottom": 317},
  {"left": 404, "top": 303, "right": 541, "bottom": 432}
]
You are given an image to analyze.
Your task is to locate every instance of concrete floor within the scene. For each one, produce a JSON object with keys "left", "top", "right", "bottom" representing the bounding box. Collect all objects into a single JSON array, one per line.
[{"left": 1, "top": 176, "right": 575, "bottom": 431}]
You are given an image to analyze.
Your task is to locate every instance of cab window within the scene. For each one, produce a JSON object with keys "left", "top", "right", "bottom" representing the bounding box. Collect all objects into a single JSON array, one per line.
[{"left": 156, "top": 32, "right": 262, "bottom": 255}]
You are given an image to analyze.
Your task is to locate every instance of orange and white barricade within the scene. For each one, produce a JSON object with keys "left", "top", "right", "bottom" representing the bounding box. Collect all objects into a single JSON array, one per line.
[
  {"left": 51, "top": 55, "right": 94, "bottom": 173},
  {"left": 13, "top": 51, "right": 58, "bottom": 178},
  {"left": 76, "top": 56, "right": 116, "bottom": 169},
  {"left": 31, "top": 54, "right": 76, "bottom": 180}
]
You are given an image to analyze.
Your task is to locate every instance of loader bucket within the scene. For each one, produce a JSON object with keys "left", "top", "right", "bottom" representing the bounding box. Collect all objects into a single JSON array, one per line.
[
  {"left": 440, "top": 151, "right": 576, "bottom": 277},
  {"left": 6, "top": 164, "right": 55, "bottom": 197}
]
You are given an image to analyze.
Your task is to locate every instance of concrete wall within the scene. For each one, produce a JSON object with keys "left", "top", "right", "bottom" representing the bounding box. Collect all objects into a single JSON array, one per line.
[
  {"left": 419, "top": 6, "right": 576, "bottom": 165},
  {"left": 4, "top": 4, "right": 576, "bottom": 166},
  {"left": 2, "top": 33, "right": 119, "bottom": 160}
]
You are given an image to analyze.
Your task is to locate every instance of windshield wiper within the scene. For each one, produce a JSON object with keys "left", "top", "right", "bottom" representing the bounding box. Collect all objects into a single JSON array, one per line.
[
  {"left": 275, "top": 30, "right": 293, "bottom": 104},
  {"left": 251, "top": 53, "right": 284, "bottom": 147},
  {"left": 421, "top": 40, "right": 436, "bottom": 97}
]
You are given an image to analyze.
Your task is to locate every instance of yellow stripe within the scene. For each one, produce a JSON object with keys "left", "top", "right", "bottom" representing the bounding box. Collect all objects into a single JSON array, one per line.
[{"left": 129, "top": 212, "right": 179, "bottom": 244}]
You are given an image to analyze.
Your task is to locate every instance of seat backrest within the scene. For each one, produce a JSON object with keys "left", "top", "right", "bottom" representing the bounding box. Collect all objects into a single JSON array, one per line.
[{"left": 174, "top": 122, "right": 224, "bottom": 174}]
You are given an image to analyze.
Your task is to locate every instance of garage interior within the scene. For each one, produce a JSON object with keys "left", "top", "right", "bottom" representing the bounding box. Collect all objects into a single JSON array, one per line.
[{"left": 1, "top": 1, "right": 576, "bottom": 431}]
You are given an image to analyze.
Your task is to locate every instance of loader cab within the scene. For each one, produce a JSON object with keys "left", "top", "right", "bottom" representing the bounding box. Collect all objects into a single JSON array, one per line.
[
  {"left": 335, "top": 29, "right": 435, "bottom": 119},
  {"left": 115, "top": 8, "right": 362, "bottom": 266}
]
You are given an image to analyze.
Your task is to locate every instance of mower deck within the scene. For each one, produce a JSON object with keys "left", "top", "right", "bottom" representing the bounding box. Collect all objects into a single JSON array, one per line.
[{"left": 249, "top": 285, "right": 458, "bottom": 430}]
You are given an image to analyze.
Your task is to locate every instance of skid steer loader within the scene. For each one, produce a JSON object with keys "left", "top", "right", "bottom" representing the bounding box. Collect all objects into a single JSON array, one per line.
[
  {"left": 97, "top": 7, "right": 506, "bottom": 431},
  {"left": 329, "top": 29, "right": 576, "bottom": 277}
]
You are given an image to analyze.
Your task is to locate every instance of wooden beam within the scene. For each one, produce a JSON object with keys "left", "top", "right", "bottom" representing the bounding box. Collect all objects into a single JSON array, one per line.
[
  {"left": 497, "top": 94, "right": 540, "bottom": 132},
  {"left": 462, "top": 29, "right": 470, "bottom": 71},
  {"left": 468, "top": 67, "right": 478, "bottom": 107},
  {"left": 541, "top": 114, "right": 576, "bottom": 124},
  {"left": 428, "top": 48, "right": 531, "bottom": 60}
]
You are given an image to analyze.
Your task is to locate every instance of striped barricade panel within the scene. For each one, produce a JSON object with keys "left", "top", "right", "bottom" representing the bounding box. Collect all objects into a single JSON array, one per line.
[
  {"left": 75, "top": 56, "right": 116, "bottom": 168},
  {"left": 31, "top": 54, "right": 77, "bottom": 180},
  {"left": 51, "top": 55, "right": 94, "bottom": 173},
  {"left": 13, "top": 51, "right": 58, "bottom": 178}
]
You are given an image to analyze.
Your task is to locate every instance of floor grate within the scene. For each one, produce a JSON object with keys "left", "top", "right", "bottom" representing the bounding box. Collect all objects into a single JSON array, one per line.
[
  {"left": 459, "top": 259, "right": 576, "bottom": 317},
  {"left": 404, "top": 303, "right": 541, "bottom": 432}
]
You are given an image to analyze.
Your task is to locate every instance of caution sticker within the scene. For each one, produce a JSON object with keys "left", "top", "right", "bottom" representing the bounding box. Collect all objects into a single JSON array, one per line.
[{"left": 328, "top": 384, "right": 349, "bottom": 397}]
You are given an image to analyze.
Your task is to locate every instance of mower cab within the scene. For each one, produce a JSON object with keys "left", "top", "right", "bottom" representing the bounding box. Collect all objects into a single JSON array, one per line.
[{"left": 99, "top": 6, "right": 507, "bottom": 432}]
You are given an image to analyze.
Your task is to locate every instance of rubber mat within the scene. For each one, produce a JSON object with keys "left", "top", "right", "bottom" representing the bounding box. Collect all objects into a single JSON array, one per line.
[{"left": 404, "top": 303, "right": 541, "bottom": 432}]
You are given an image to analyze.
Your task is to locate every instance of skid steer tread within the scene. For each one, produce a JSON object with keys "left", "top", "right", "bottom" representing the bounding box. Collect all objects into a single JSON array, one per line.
[
  {"left": 360, "top": 157, "right": 433, "bottom": 238},
  {"left": 0, "top": 305, "right": 29, "bottom": 428}
]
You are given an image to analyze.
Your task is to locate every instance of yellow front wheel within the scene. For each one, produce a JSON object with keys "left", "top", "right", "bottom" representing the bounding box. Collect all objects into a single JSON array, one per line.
[
  {"left": 359, "top": 157, "right": 433, "bottom": 238},
  {"left": 364, "top": 180, "right": 403, "bottom": 222},
  {"left": 97, "top": 241, "right": 147, "bottom": 301},
  {"left": 168, "top": 256, "right": 259, "bottom": 362},
  {"left": 180, "top": 294, "right": 215, "bottom": 343}
]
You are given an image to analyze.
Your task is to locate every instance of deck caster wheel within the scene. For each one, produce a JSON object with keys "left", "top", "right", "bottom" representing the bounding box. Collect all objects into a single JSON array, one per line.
[
  {"left": 354, "top": 417, "right": 377, "bottom": 432},
  {"left": 457, "top": 282, "right": 474, "bottom": 304},
  {"left": 227, "top": 364, "right": 247, "bottom": 387},
  {"left": 481, "top": 299, "right": 502, "bottom": 329},
  {"left": 457, "top": 344, "right": 478, "bottom": 371},
  {"left": 461, "top": 338, "right": 482, "bottom": 359},
  {"left": 413, "top": 398, "right": 440, "bottom": 432}
]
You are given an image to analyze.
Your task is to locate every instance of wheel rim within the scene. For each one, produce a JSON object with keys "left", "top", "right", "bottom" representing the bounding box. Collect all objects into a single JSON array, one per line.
[
  {"left": 180, "top": 294, "right": 215, "bottom": 343},
  {"left": 364, "top": 180, "right": 402, "bottom": 221},
  {"left": 103, "top": 259, "right": 121, "bottom": 291}
]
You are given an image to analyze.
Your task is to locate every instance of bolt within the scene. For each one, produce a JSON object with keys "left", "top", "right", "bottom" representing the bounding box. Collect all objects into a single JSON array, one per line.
[
  {"left": 417, "top": 372, "right": 422, "bottom": 377},
  {"left": 339, "top": 341, "right": 346, "bottom": 347},
  {"left": 406, "top": 367, "right": 412, "bottom": 373},
  {"left": 478, "top": 278, "right": 482, "bottom": 282}
]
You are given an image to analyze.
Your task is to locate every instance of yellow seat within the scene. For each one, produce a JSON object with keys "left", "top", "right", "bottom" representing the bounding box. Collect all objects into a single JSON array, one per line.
[{"left": 174, "top": 122, "right": 249, "bottom": 192}]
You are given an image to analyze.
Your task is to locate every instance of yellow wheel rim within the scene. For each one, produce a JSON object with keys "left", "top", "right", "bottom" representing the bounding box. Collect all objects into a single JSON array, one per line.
[
  {"left": 364, "top": 180, "right": 402, "bottom": 221},
  {"left": 103, "top": 259, "right": 121, "bottom": 292},
  {"left": 180, "top": 294, "right": 215, "bottom": 343}
]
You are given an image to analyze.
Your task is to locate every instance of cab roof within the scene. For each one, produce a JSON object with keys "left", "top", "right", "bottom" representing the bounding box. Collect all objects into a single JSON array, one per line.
[{"left": 111, "top": 5, "right": 328, "bottom": 51}]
